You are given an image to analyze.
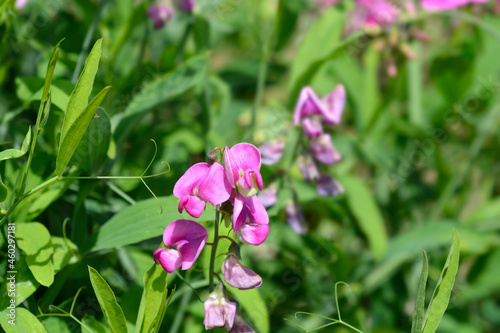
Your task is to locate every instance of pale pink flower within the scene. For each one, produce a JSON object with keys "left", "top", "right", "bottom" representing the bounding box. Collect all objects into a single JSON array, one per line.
[
  {"left": 294, "top": 85, "right": 345, "bottom": 127},
  {"left": 285, "top": 200, "right": 307, "bottom": 235},
  {"left": 309, "top": 133, "right": 342, "bottom": 165},
  {"left": 15, "top": 0, "right": 28, "bottom": 9},
  {"left": 230, "top": 314, "right": 256, "bottom": 333},
  {"left": 257, "top": 185, "right": 278, "bottom": 208},
  {"left": 174, "top": 162, "right": 231, "bottom": 218},
  {"left": 224, "top": 143, "right": 263, "bottom": 197},
  {"left": 222, "top": 253, "right": 262, "bottom": 290},
  {"left": 147, "top": 4, "right": 174, "bottom": 29},
  {"left": 203, "top": 283, "right": 237, "bottom": 330},
  {"left": 349, "top": 0, "right": 399, "bottom": 31},
  {"left": 154, "top": 219, "right": 208, "bottom": 273},
  {"left": 259, "top": 141, "right": 285, "bottom": 165},
  {"left": 297, "top": 155, "right": 319, "bottom": 182}
]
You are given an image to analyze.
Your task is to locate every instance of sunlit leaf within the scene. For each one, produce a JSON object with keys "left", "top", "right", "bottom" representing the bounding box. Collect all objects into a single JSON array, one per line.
[
  {"left": 411, "top": 251, "right": 428, "bottom": 333},
  {"left": 0, "top": 307, "right": 47, "bottom": 333},
  {"left": 0, "top": 127, "right": 31, "bottom": 162}
]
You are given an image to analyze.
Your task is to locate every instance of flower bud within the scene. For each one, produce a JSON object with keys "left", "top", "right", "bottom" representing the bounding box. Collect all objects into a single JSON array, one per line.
[{"left": 147, "top": 4, "right": 174, "bottom": 30}]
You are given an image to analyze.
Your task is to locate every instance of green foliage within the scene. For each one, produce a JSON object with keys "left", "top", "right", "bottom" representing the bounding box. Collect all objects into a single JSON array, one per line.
[
  {"left": 0, "top": 307, "right": 47, "bottom": 333},
  {"left": 88, "top": 266, "right": 128, "bottom": 333},
  {"left": 0, "top": 127, "right": 31, "bottom": 162}
]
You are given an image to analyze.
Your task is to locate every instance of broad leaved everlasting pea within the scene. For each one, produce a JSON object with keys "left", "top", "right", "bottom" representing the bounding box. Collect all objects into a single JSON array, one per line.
[
  {"left": 203, "top": 283, "right": 237, "bottom": 330},
  {"left": 233, "top": 194, "right": 269, "bottom": 245},
  {"left": 224, "top": 143, "right": 263, "bottom": 197},
  {"left": 222, "top": 253, "right": 263, "bottom": 290},
  {"left": 147, "top": 4, "right": 173, "bottom": 29}
]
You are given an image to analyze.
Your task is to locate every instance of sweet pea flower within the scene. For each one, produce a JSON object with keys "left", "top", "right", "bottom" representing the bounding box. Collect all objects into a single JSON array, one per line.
[
  {"left": 349, "top": 0, "right": 399, "bottom": 32},
  {"left": 302, "top": 117, "right": 324, "bottom": 138},
  {"left": 203, "top": 282, "right": 237, "bottom": 330},
  {"left": 230, "top": 314, "right": 256, "bottom": 333},
  {"left": 174, "top": 0, "right": 195, "bottom": 12},
  {"left": 421, "top": 0, "right": 488, "bottom": 11},
  {"left": 309, "top": 133, "right": 342, "bottom": 165},
  {"left": 294, "top": 86, "right": 346, "bottom": 126},
  {"left": 174, "top": 162, "right": 231, "bottom": 218},
  {"left": 147, "top": 4, "right": 174, "bottom": 29},
  {"left": 316, "top": 175, "right": 344, "bottom": 196},
  {"left": 233, "top": 194, "right": 269, "bottom": 246},
  {"left": 259, "top": 141, "right": 285, "bottom": 165},
  {"left": 285, "top": 200, "right": 307, "bottom": 235},
  {"left": 222, "top": 253, "right": 263, "bottom": 290},
  {"left": 224, "top": 143, "right": 263, "bottom": 197},
  {"left": 257, "top": 184, "right": 278, "bottom": 208},
  {"left": 297, "top": 155, "right": 319, "bottom": 182},
  {"left": 15, "top": 0, "right": 28, "bottom": 9},
  {"left": 154, "top": 219, "right": 208, "bottom": 273}
]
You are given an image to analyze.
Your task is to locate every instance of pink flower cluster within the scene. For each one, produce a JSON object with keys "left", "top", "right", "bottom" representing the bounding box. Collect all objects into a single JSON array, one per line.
[
  {"left": 154, "top": 143, "right": 268, "bottom": 331},
  {"left": 147, "top": 0, "right": 195, "bottom": 30},
  {"left": 421, "top": 0, "right": 489, "bottom": 11}
]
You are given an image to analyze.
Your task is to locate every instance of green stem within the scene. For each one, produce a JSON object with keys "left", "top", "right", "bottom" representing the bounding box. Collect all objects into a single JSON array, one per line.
[
  {"left": 175, "top": 14, "right": 193, "bottom": 65},
  {"left": 209, "top": 205, "right": 220, "bottom": 292}
]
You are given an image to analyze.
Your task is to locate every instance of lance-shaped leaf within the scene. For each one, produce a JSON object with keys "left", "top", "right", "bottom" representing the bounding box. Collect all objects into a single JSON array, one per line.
[
  {"left": 0, "top": 307, "right": 47, "bottom": 333},
  {"left": 0, "top": 127, "right": 31, "bottom": 162},
  {"left": 88, "top": 266, "right": 128, "bottom": 333},
  {"left": 422, "top": 229, "right": 461, "bottom": 333},
  {"left": 56, "top": 38, "right": 108, "bottom": 176},
  {"left": 411, "top": 251, "right": 428, "bottom": 333}
]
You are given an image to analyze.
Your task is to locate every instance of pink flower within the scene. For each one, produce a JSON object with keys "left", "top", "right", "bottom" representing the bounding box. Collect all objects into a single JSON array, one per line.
[
  {"left": 222, "top": 253, "right": 262, "bottom": 290},
  {"left": 302, "top": 117, "right": 323, "bottom": 138},
  {"left": 285, "top": 200, "right": 307, "bottom": 235},
  {"left": 233, "top": 194, "right": 269, "bottom": 246},
  {"left": 15, "top": 0, "right": 28, "bottom": 9},
  {"left": 421, "top": 0, "right": 488, "bottom": 11},
  {"left": 293, "top": 86, "right": 345, "bottom": 127},
  {"left": 154, "top": 219, "right": 208, "bottom": 273},
  {"left": 316, "top": 175, "right": 344, "bottom": 196},
  {"left": 349, "top": 0, "right": 399, "bottom": 31},
  {"left": 147, "top": 4, "right": 174, "bottom": 29},
  {"left": 230, "top": 314, "right": 256, "bottom": 333},
  {"left": 257, "top": 185, "right": 278, "bottom": 208},
  {"left": 174, "top": 162, "right": 231, "bottom": 218},
  {"left": 224, "top": 143, "right": 263, "bottom": 197},
  {"left": 174, "top": 0, "right": 195, "bottom": 12},
  {"left": 259, "top": 141, "right": 285, "bottom": 165},
  {"left": 297, "top": 155, "right": 319, "bottom": 182},
  {"left": 203, "top": 283, "right": 237, "bottom": 330},
  {"left": 309, "top": 133, "right": 341, "bottom": 165}
]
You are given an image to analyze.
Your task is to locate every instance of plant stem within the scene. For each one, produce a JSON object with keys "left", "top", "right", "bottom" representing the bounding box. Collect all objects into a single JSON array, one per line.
[
  {"left": 209, "top": 205, "right": 220, "bottom": 292},
  {"left": 175, "top": 14, "right": 193, "bottom": 65}
]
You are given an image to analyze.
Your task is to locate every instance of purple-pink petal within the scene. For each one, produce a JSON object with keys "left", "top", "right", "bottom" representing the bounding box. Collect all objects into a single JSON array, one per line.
[
  {"left": 233, "top": 194, "right": 269, "bottom": 233},
  {"left": 321, "top": 84, "right": 345, "bottom": 125},
  {"left": 297, "top": 155, "right": 320, "bottom": 182},
  {"left": 302, "top": 117, "right": 323, "bottom": 138},
  {"left": 285, "top": 201, "right": 307, "bottom": 235},
  {"left": 421, "top": 0, "right": 488, "bottom": 11},
  {"left": 223, "top": 255, "right": 263, "bottom": 290},
  {"left": 257, "top": 185, "right": 278, "bottom": 208},
  {"left": 316, "top": 175, "right": 344, "bottom": 196},
  {"left": 237, "top": 223, "right": 270, "bottom": 246},
  {"left": 309, "top": 133, "right": 341, "bottom": 165},
  {"left": 197, "top": 162, "right": 232, "bottom": 205},
  {"left": 259, "top": 141, "right": 285, "bottom": 165},
  {"left": 162, "top": 219, "right": 208, "bottom": 270},
  {"left": 153, "top": 248, "right": 182, "bottom": 273},
  {"left": 147, "top": 4, "right": 173, "bottom": 29},
  {"left": 178, "top": 195, "right": 206, "bottom": 218},
  {"left": 293, "top": 87, "right": 328, "bottom": 126},
  {"left": 173, "top": 162, "right": 210, "bottom": 198}
]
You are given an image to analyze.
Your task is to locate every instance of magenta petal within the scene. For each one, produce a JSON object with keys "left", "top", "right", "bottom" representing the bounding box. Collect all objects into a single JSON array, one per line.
[
  {"left": 224, "top": 146, "right": 238, "bottom": 188},
  {"left": 154, "top": 248, "right": 182, "bottom": 273},
  {"left": 321, "top": 84, "right": 345, "bottom": 125},
  {"left": 302, "top": 117, "right": 323, "bottom": 138},
  {"left": 293, "top": 87, "right": 328, "bottom": 126},
  {"left": 223, "top": 255, "right": 262, "bottom": 290},
  {"left": 233, "top": 195, "right": 269, "bottom": 233},
  {"left": 182, "top": 195, "right": 206, "bottom": 218},
  {"left": 229, "top": 143, "right": 261, "bottom": 173},
  {"left": 173, "top": 163, "right": 211, "bottom": 199},
  {"left": 147, "top": 4, "right": 173, "bottom": 29},
  {"left": 198, "top": 162, "right": 232, "bottom": 205},
  {"left": 162, "top": 219, "right": 208, "bottom": 270},
  {"left": 237, "top": 224, "right": 269, "bottom": 246}
]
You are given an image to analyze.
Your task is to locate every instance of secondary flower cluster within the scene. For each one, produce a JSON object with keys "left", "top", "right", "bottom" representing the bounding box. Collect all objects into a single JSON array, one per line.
[
  {"left": 154, "top": 143, "right": 268, "bottom": 331},
  {"left": 258, "top": 85, "right": 346, "bottom": 234},
  {"left": 147, "top": 0, "right": 194, "bottom": 29}
]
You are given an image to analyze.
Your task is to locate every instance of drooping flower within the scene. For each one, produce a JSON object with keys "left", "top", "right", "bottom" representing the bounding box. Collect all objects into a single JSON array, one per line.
[
  {"left": 259, "top": 141, "right": 285, "bottom": 165},
  {"left": 147, "top": 4, "right": 174, "bottom": 29},
  {"left": 222, "top": 253, "right": 262, "bottom": 290},
  {"left": 224, "top": 143, "right": 263, "bottom": 197},
  {"left": 294, "top": 86, "right": 346, "bottom": 127},
  {"left": 230, "top": 314, "right": 256, "bottom": 333},
  {"left": 316, "top": 174, "right": 344, "bottom": 196},
  {"left": 154, "top": 219, "right": 208, "bottom": 273},
  {"left": 421, "top": 0, "right": 488, "bottom": 11},
  {"left": 302, "top": 117, "right": 323, "bottom": 138},
  {"left": 285, "top": 200, "right": 307, "bottom": 235},
  {"left": 309, "top": 133, "right": 342, "bottom": 165},
  {"left": 233, "top": 194, "right": 269, "bottom": 246},
  {"left": 174, "top": 162, "right": 231, "bottom": 218},
  {"left": 257, "top": 184, "right": 278, "bottom": 208},
  {"left": 174, "top": 0, "right": 195, "bottom": 12},
  {"left": 297, "top": 155, "right": 319, "bottom": 182},
  {"left": 203, "top": 282, "right": 237, "bottom": 330},
  {"left": 321, "top": 84, "right": 346, "bottom": 125}
]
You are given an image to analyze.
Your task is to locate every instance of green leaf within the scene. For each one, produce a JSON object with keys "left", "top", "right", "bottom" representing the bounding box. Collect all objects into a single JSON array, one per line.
[
  {"left": 16, "top": 222, "right": 54, "bottom": 287},
  {"left": 81, "top": 314, "right": 110, "bottom": 333},
  {"left": 41, "top": 317, "right": 72, "bottom": 333},
  {"left": 86, "top": 195, "right": 213, "bottom": 253},
  {"left": 0, "top": 127, "right": 32, "bottom": 162},
  {"left": 422, "top": 229, "right": 461, "bottom": 333},
  {"left": 114, "top": 53, "right": 208, "bottom": 141},
  {"left": 51, "top": 236, "right": 78, "bottom": 273},
  {"left": 226, "top": 286, "right": 269, "bottom": 333},
  {"left": 56, "top": 86, "right": 111, "bottom": 176},
  {"left": 411, "top": 251, "right": 429, "bottom": 333},
  {"left": 340, "top": 175, "right": 388, "bottom": 259},
  {"left": 0, "top": 307, "right": 47, "bottom": 333},
  {"left": 0, "top": 177, "right": 7, "bottom": 203},
  {"left": 0, "top": 255, "right": 40, "bottom": 310},
  {"left": 72, "top": 107, "right": 112, "bottom": 174},
  {"left": 135, "top": 263, "right": 169, "bottom": 333},
  {"left": 360, "top": 42, "right": 381, "bottom": 131},
  {"left": 56, "top": 38, "right": 106, "bottom": 176},
  {"left": 88, "top": 266, "right": 128, "bottom": 333},
  {"left": 42, "top": 39, "right": 64, "bottom": 103}
]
